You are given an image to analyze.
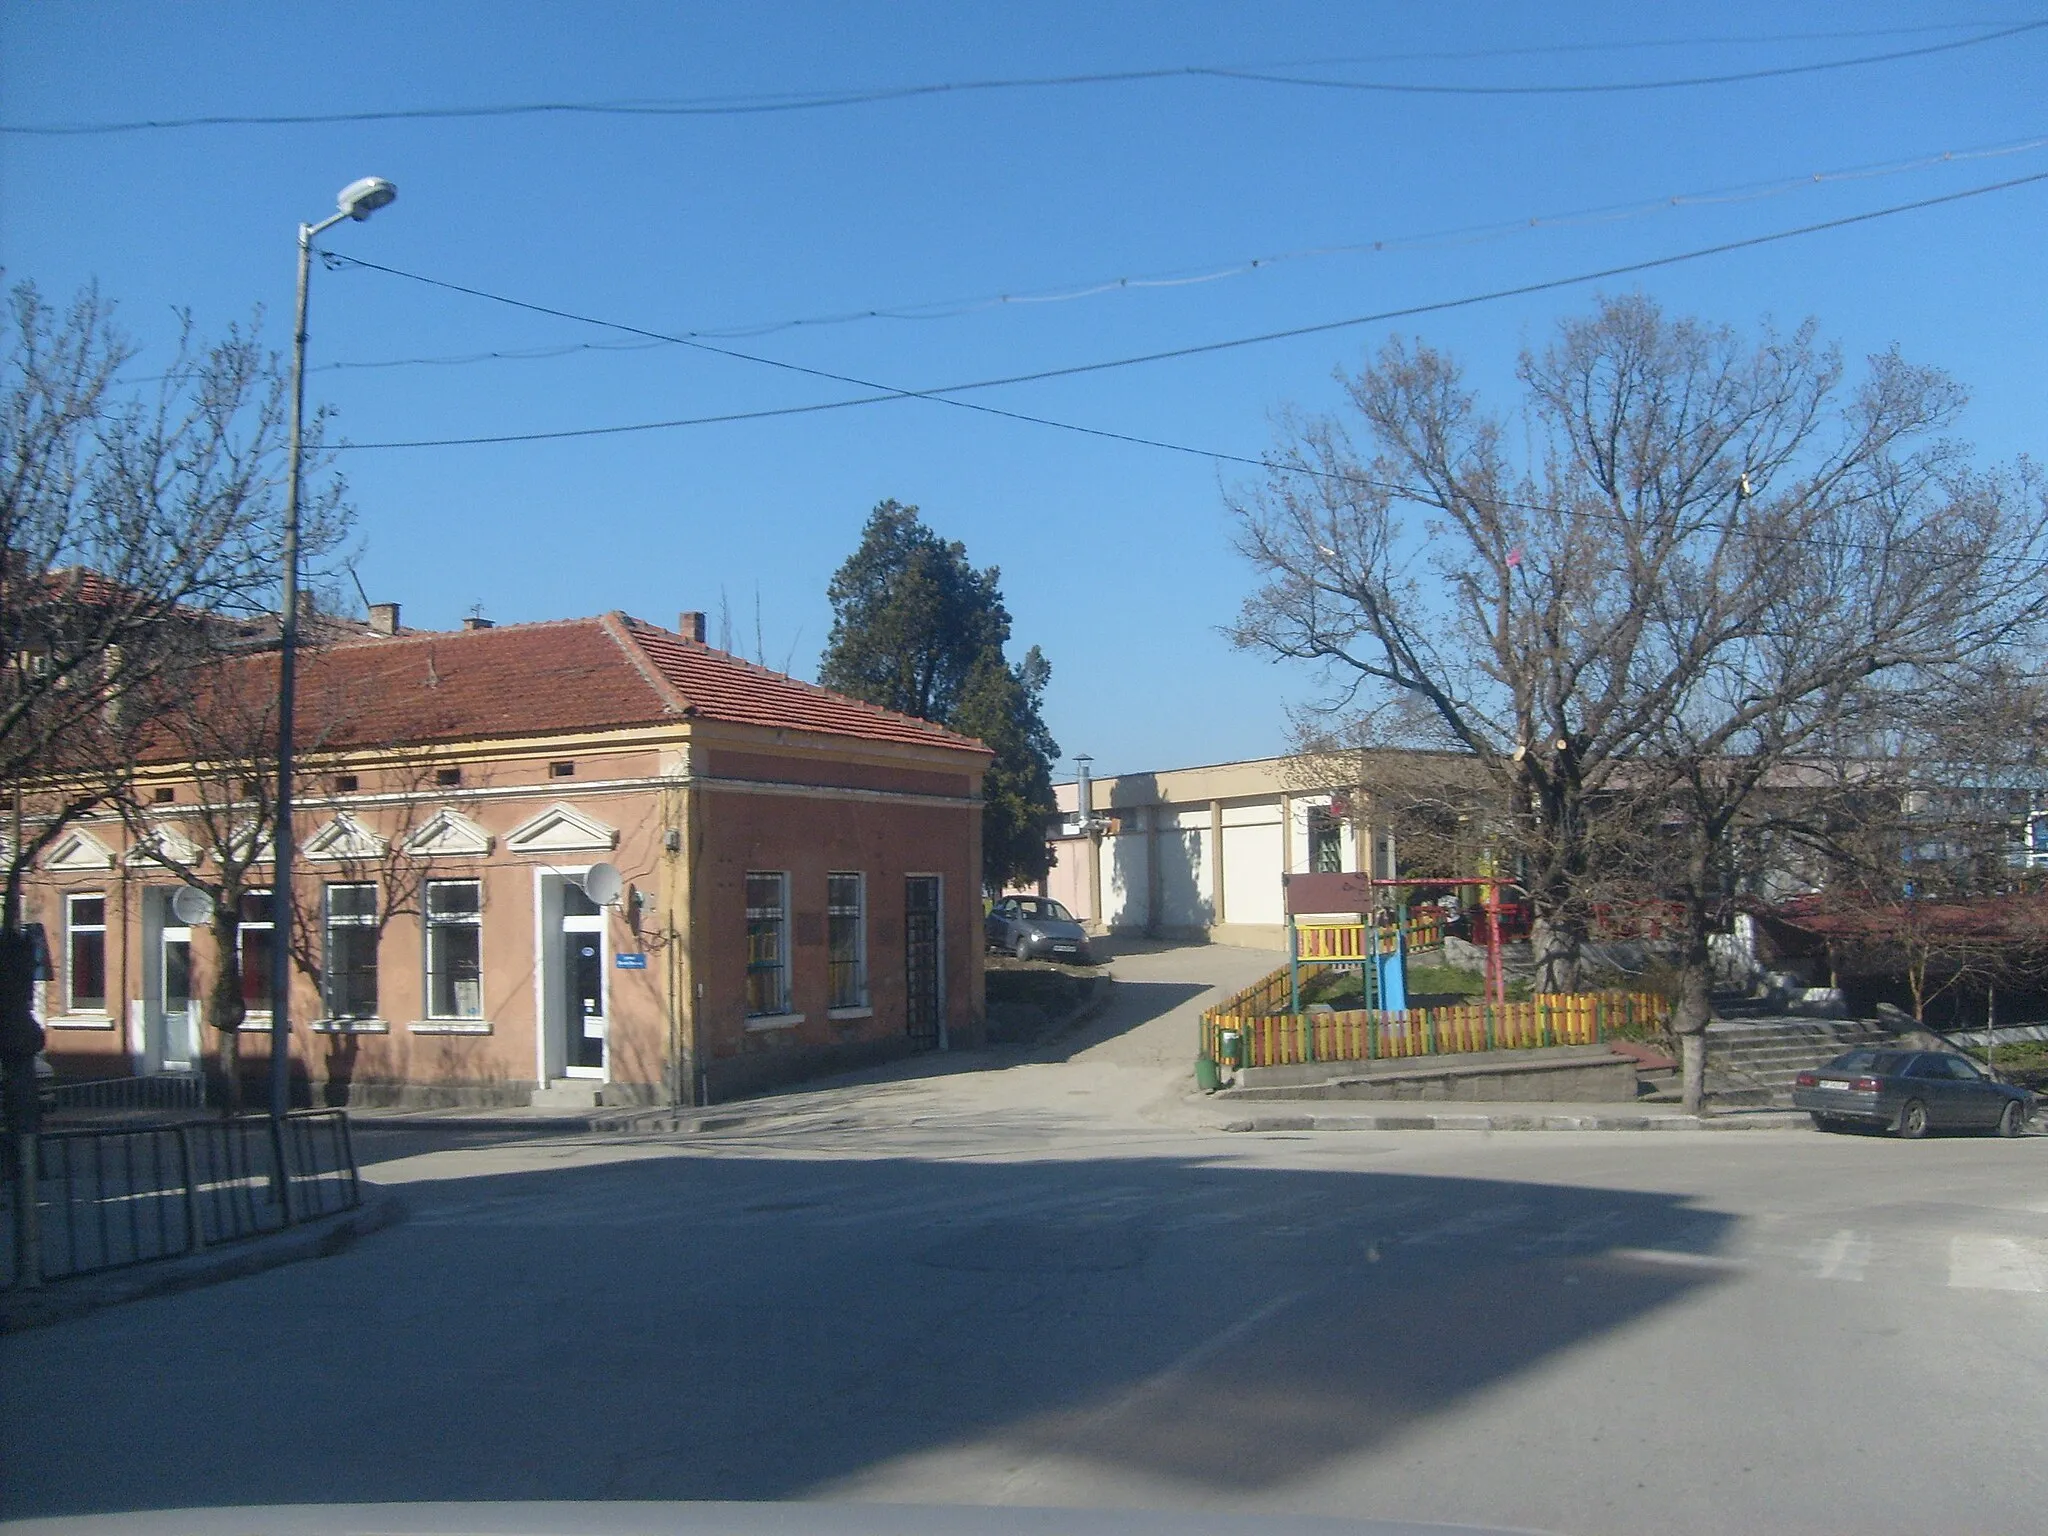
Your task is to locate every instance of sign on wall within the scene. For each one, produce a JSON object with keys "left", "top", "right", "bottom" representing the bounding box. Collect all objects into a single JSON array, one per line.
[{"left": 615, "top": 953, "right": 648, "bottom": 970}]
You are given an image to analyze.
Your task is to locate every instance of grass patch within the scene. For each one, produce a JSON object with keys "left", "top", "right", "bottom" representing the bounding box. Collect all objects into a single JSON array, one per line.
[{"left": 1962, "top": 1039, "right": 2048, "bottom": 1090}]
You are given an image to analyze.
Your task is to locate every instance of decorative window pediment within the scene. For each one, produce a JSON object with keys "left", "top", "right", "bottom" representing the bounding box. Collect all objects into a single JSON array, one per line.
[
  {"left": 126, "top": 826, "right": 204, "bottom": 869},
  {"left": 505, "top": 801, "right": 617, "bottom": 856},
  {"left": 304, "top": 813, "right": 389, "bottom": 862},
  {"left": 225, "top": 823, "right": 274, "bottom": 865},
  {"left": 402, "top": 807, "right": 493, "bottom": 858},
  {"left": 45, "top": 829, "right": 115, "bottom": 871}
]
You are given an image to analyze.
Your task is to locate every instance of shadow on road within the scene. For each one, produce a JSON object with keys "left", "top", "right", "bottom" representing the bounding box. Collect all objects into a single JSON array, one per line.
[{"left": 1, "top": 1148, "right": 1736, "bottom": 1516}]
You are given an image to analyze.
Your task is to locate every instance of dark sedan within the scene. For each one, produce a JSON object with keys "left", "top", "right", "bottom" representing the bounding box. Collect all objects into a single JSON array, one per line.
[
  {"left": 985, "top": 895, "right": 1092, "bottom": 962},
  {"left": 1794, "top": 1048, "right": 2036, "bottom": 1137}
]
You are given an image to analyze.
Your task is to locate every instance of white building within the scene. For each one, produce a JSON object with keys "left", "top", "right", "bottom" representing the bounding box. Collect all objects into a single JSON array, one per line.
[{"left": 1041, "top": 754, "right": 1428, "bottom": 949}]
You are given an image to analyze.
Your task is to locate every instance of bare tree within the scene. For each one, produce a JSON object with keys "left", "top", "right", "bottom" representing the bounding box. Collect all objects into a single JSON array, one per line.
[
  {"left": 2, "top": 279, "right": 351, "bottom": 1130},
  {"left": 1232, "top": 294, "right": 2048, "bottom": 1109}
]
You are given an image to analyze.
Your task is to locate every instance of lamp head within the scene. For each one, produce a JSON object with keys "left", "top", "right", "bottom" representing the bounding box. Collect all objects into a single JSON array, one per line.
[{"left": 336, "top": 177, "right": 398, "bottom": 221}]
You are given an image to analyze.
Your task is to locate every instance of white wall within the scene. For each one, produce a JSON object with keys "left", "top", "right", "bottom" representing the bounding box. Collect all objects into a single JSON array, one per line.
[{"left": 1220, "top": 802, "right": 1284, "bottom": 926}]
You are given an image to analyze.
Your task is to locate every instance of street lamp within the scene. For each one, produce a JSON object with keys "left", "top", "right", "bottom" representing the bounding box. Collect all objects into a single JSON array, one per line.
[{"left": 268, "top": 177, "right": 396, "bottom": 1120}]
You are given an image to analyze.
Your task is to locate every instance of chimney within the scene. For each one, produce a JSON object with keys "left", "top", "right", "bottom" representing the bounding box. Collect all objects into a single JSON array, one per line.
[
  {"left": 678, "top": 610, "right": 707, "bottom": 643},
  {"left": 462, "top": 615, "right": 495, "bottom": 631},
  {"left": 367, "top": 602, "right": 400, "bottom": 636}
]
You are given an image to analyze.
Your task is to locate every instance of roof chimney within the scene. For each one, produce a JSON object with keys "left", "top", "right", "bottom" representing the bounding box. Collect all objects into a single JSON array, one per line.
[
  {"left": 462, "top": 615, "right": 495, "bottom": 631},
  {"left": 678, "top": 610, "right": 707, "bottom": 643},
  {"left": 367, "top": 602, "right": 400, "bottom": 636}
]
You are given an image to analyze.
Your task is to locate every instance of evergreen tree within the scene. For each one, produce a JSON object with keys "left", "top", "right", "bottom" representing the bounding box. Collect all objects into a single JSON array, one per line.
[
  {"left": 953, "top": 643, "right": 1060, "bottom": 893},
  {"left": 820, "top": 501, "right": 1059, "bottom": 893}
]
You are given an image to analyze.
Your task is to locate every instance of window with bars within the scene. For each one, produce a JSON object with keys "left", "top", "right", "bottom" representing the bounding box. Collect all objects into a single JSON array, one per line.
[
  {"left": 322, "top": 883, "right": 380, "bottom": 1019},
  {"left": 426, "top": 880, "right": 484, "bottom": 1019},
  {"left": 827, "top": 872, "right": 867, "bottom": 1010},
  {"left": 66, "top": 893, "right": 106, "bottom": 1013},
  {"left": 1308, "top": 806, "right": 1344, "bottom": 873},
  {"left": 745, "top": 872, "right": 789, "bottom": 1016}
]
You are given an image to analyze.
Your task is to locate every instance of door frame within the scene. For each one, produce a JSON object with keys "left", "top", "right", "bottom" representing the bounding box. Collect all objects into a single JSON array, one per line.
[
  {"left": 531, "top": 866, "right": 611, "bottom": 1085},
  {"left": 138, "top": 887, "right": 200, "bottom": 1075}
]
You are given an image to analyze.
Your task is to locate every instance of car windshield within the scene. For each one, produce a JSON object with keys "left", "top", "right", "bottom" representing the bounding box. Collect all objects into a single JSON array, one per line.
[{"left": 1020, "top": 898, "right": 1074, "bottom": 922}]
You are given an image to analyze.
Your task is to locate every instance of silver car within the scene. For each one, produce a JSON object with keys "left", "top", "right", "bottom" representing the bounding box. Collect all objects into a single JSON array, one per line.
[{"left": 985, "top": 895, "right": 1092, "bottom": 962}]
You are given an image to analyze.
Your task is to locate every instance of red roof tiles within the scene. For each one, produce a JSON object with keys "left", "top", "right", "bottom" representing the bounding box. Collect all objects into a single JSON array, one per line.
[{"left": 181, "top": 612, "right": 989, "bottom": 756}]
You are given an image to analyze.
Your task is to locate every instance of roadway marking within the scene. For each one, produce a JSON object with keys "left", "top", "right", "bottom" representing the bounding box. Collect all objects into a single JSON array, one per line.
[
  {"left": 1812, "top": 1229, "right": 1871, "bottom": 1282},
  {"left": 1948, "top": 1234, "right": 2048, "bottom": 1292}
]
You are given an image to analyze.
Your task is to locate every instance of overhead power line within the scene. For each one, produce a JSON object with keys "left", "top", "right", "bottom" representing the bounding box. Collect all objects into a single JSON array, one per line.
[
  {"left": 329, "top": 167, "right": 2048, "bottom": 451},
  {"left": 6, "top": 20, "right": 2042, "bottom": 135},
  {"left": 272, "top": 131, "right": 2048, "bottom": 382}
]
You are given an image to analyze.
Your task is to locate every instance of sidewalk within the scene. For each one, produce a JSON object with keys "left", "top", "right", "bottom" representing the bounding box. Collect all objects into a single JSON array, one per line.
[
  {"left": 1211, "top": 1101, "right": 1810, "bottom": 1133},
  {"left": 1, "top": 1187, "right": 405, "bottom": 1335}
]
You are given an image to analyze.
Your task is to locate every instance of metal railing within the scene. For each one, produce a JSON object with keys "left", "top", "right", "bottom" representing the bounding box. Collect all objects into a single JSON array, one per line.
[
  {"left": 3, "top": 1109, "right": 359, "bottom": 1290},
  {"left": 44, "top": 1071, "right": 211, "bottom": 1115}
]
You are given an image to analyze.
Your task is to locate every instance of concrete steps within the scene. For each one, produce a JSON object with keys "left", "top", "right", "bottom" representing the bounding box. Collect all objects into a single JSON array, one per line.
[
  {"left": 1702, "top": 1015, "right": 1897, "bottom": 1108},
  {"left": 528, "top": 1079, "right": 602, "bottom": 1110}
]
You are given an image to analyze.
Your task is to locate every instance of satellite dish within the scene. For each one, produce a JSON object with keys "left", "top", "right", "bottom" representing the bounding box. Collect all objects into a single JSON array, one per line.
[
  {"left": 581, "top": 862, "right": 623, "bottom": 906},
  {"left": 171, "top": 886, "right": 213, "bottom": 925}
]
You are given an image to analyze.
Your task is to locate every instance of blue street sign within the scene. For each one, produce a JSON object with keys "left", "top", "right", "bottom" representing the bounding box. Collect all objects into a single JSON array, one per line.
[{"left": 615, "top": 953, "right": 648, "bottom": 970}]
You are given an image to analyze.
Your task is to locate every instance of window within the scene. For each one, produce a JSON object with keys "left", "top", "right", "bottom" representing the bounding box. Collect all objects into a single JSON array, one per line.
[
  {"left": 153, "top": 786, "right": 175, "bottom": 804},
  {"left": 322, "top": 883, "right": 379, "bottom": 1019},
  {"left": 550, "top": 760, "right": 576, "bottom": 778},
  {"left": 333, "top": 773, "right": 359, "bottom": 793},
  {"left": 238, "top": 889, "right": 274, "bottom": 1012},
  {"left": 1942, "top": 1055, "right": 1984, "bottom": 1082},
  {"left": 425, "top": 880, "right": 483, "bottom": 1019},
  {"left": 745, "top": 872, "right": 788, "bottom": 1016},
  {"left": 435, "top": 767, "right": 462, "bottom": 787},
  {"left": 66, "top": 893, "right": 106, "bottom": 1013},
  {"left": 827, "top": 873, "right": 867, "bottom": 1010},
  {"left": 1308, "top": 805, "right": 1344, "bottom": 873}
]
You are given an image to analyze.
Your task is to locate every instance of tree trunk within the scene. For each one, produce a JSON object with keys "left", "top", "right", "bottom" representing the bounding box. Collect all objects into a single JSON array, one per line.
[
  {"left": 1672, "top": 920, "right": 1716, "bottom": 1116},
  {"left": 1529, "top": 914, "right": 1582, "bottom": 993},
  {"left": 1680, "top": 1032, "right": 1708, "bottom": 1117},
  {"left": 208, "top": 907, "right": 246, "bottom": 1117}
]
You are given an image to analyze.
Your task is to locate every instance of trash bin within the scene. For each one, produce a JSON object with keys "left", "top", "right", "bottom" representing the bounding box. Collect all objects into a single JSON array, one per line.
[
  {"left": 1217, "top": 1028, "right": 1245, "bottom": 1070},
  {"left": 1194, "top": 1055, "right": 1221, "bottom": 1093}
]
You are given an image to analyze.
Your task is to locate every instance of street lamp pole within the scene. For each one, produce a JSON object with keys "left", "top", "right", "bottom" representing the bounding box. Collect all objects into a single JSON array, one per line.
[{"left": 268, "top": 178, "right": 396, "bottom": 1121}]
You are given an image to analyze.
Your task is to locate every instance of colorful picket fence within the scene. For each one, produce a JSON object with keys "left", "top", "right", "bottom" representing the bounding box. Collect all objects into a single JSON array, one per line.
[
  {"left": 1202, "top": 991, "right": 1669, "bottom": 1070},
  {"left": 1295, "top": 908, "right": 1444, "bottom": 961}
]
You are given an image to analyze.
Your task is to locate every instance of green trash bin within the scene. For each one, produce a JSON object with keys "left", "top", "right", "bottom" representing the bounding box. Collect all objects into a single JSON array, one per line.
[
  {"left": 1217, "top": 1028, "right": 1245, "bottom": 1070},
  {"left": 1194, "top": 1055, "right": 1221, "bottom": 1093}
]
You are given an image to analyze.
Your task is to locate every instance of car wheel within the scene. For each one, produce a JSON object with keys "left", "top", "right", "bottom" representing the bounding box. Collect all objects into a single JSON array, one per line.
[
  {"left": 1013, "top": 935, "right": 1032, "bottom": 960},
  {"left": 1997, "top": 1099, "right": 2027, "bottom": 1138},
  {"left": 1895, "top": 1099, "right": 1931, "bottom": 1139}
]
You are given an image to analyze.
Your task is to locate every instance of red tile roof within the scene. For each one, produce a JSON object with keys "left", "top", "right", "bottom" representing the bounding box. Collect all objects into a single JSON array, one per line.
[{"left": 168, "top": 613, "right": 989, "bottom": 757}]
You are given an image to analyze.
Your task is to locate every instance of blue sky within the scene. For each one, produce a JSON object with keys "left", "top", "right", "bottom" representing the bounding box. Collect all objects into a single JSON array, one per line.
[{"left": 3, "top": 3, "right": 2044, "bottom": 778}]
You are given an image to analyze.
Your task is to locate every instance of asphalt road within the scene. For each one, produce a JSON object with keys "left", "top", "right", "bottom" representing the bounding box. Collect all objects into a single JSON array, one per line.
[{"left": 7, "top": 947, "right": 2047, "bottom": 1535}]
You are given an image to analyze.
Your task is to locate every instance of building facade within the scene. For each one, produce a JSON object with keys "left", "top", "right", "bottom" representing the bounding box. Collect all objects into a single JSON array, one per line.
[
  {"left": 1041, "top": 755, "right": 1433, "bottom": 949},
  {"left": 29, "top": 611, "right": 990, "bottom": 1106}
]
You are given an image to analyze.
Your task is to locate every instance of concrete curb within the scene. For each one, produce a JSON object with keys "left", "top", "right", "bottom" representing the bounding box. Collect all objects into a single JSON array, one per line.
[
  {"left": 1221, "top": 1108, "right": 1812, "bottom": 1133},
  {"left": 0, "top": 1188, "right": 407, "bottom": 1335}
]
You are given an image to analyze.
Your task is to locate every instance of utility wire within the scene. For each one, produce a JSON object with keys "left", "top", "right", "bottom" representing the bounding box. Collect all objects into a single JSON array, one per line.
[
  {"left": 287, "top": 131, "right": 2048, "bottom": 378},
  {"left": 330, "top": 168, "right": 2048, "bottom": 450},
  {"left": 7, "top": 20, "right": 2042, "bottom": 134}
]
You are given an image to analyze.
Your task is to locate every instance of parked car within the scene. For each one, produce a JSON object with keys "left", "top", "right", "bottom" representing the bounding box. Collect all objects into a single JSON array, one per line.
[
  {"left": 986, "top": 895, "right": 1092, "bottom": 962},
  {"left": 1794, "top": 1048, "right": 2036, "bottom": 1137}
]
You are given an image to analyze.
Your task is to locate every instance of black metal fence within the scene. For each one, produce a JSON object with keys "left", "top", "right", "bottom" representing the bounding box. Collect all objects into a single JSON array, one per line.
[
  {"left": 44, "top": 1071, "right": 211, "bottom": 1115},
  {"left": 2, "top": 1109, "right": 359, "bottom": 1290}
]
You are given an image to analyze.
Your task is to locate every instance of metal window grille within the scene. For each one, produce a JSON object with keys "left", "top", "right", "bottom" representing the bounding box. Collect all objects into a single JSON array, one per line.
[
  {"left": 425, "top": 879, "right": 483, "bottom": 1019},
  {"left": 745, "top": 872, "right": 788, "bottom": 1016},
  {"left": 322, "top": 883, "right": 380, "bottom": 1019},
  {"left": 827, "top": 872, "right": 866, "bottom": 1009}
]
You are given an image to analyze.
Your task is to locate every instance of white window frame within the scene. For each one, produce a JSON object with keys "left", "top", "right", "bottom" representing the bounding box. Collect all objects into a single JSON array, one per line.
[
  {"left": 65, "top": 891, "right": 108, "bottom": 1015},
  {"left": 320, "top": 882, "right": 381, "bottom": 1022},
  {"left": 237, "top": 887, "right": 274, "bottom": 1021},
  {"left": 424, "top": 878, "right": 484, "bottom": 1021},
  {"left": 827, "top": 872, "right": 869, "bottom": 1016},
  {"left": 745, "top": 871, "right": 793, "bottom": 1021}
]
